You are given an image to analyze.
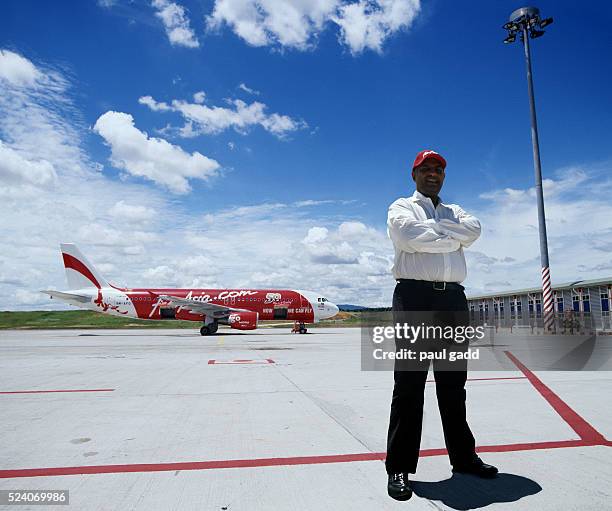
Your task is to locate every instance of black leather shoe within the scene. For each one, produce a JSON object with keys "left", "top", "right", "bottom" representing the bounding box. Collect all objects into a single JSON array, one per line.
[
  {"left": 452, "top": 456, "right": 498, "bottom": 478},
  {"left": 387, "top": 472, "right": 412, "bottom": 501}
]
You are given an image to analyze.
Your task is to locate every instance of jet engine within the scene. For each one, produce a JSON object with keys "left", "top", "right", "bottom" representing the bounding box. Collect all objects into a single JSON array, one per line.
[{"left": 228, "top": 311, "right": 258, "bottom": 330}]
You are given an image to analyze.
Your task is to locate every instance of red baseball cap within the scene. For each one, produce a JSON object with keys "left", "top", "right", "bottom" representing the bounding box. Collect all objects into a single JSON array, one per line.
[{"left": 412, "top": 149, "right": 447, "bottom": 170}]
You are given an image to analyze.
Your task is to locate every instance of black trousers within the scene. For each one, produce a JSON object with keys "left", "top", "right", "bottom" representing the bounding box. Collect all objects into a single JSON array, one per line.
[{"left": 385, "top": 280, "right": 477, "bottom": 474}]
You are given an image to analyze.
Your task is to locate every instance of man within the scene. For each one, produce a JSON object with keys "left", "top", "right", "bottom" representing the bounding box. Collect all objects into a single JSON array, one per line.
[{"left": 385, "top": 149, "right": 498, "bottom": 501}]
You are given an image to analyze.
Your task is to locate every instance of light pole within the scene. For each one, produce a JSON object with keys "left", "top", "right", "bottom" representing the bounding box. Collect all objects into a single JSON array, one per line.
[{"left": 502, "top": 6, "right": 555, "bottom": 332}]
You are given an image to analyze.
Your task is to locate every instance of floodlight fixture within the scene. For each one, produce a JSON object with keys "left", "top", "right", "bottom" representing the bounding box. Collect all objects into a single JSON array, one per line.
[{"left": 539, "top": 17, "right": 553, "bottom": 28}]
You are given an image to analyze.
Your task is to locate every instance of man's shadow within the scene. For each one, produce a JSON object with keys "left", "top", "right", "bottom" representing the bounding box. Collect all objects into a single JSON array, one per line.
[{"left": 411, "top": 472, "right": 542, "bottom": 510}]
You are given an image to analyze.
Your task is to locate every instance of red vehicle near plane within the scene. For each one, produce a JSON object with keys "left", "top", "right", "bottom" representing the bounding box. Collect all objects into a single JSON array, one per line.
[{"left": 42, "top": 244, "right": 339, "bottom": 335}]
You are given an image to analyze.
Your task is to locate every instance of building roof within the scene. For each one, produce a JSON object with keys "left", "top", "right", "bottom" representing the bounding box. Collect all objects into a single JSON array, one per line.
[{"left": 467, "top": 276, "right": 612, "bottom": 300}]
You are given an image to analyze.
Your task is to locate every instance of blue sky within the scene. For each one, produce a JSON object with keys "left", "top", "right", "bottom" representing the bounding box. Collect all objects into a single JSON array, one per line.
[{"left": 1, "top": 0, "right": 612, "bottom": 308}]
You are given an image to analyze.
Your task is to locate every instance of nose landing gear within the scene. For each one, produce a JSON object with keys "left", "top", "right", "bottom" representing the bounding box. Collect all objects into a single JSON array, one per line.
[{"left": 291, "top": 321, "right": 308, "bottom": 334}]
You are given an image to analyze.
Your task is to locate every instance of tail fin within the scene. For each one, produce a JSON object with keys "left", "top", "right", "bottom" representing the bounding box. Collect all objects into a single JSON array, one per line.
[{"left": 60, "top": 243, "right": 109, "bottom": 290}]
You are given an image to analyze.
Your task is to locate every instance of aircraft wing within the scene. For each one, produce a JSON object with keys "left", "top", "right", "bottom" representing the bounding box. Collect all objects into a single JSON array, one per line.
[
  {"left": 41, "top": 290, "right": 91, "bottom": 305},
  {"left": 158, "top": 294, "right": 249, "bottom": 318}
]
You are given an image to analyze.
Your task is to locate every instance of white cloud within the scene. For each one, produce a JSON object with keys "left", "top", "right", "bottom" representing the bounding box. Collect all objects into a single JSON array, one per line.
[
  {"left": 15, "top": 289, "right": 46, "bottom": 306},
  {"left": 338, "top": 220, "right": 368, "bottom": 238},
  {"left": 333, "top": 0, "right": 420, "bottom": 54},
  {"left": 293, "top": 199, "right": 335, "bottom": 207},
  {"left": 238, "top": 82, "right": 260, "bottom": 95},
  {"left": 206, "top": 0, "right": 420, "bottom": 53},
  {"left": 207, "top": 0, "right": 337, "bottom": 49},
  {"left": 152, "top": 0, "right": 200, "bottom": 48},
  {"left": 0, "top": 141, "right": 57, "bottom": 194},
  {"left": 0, "top": 50, "right": 86, "bottom": 186},
  {"left": 93, "top": 111, "right": 220, "bottom": 194},
  {"left": 0, "top": 48, "right": 89, "bottom": 203},
  {"left": 139, "top": 92, "right": 306, "bottom": 138},
  {"left": 301, "top": 222, "right": 384, "bottom": 264},
  {"left": 109, "top": 200, "right": 155, "bottom": 223},
  {"left": 138, "top": 95, "right": 171, "bottom": 111},
  {"left": 304, "top": 226, "right": 329, "bottom": 244},
  {"left": 0, "top": 49, "right": 42, "bottom": 87}
]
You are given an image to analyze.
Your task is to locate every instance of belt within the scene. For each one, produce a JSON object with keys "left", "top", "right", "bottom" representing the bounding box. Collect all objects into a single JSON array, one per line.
[{"left": 396, "top": 279, "right": 464, "bottom": 291}]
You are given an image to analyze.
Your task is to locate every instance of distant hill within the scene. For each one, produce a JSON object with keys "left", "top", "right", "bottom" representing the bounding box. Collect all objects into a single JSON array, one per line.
[
  {"left": 338, "top": 304, "right": 392, "bottom": 312},
  {"left": 338, "top": 304, "right": 367, "bottom": 311}
]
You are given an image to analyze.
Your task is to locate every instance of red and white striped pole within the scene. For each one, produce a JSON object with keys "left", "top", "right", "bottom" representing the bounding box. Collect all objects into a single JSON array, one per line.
[{"left": 542, "top": 266, "right": 554, "bottom": 332}]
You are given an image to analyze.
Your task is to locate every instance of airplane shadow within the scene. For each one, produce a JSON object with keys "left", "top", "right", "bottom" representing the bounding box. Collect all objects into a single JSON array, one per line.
[
  {"left": 411, "top": 472, "right": 542, "bottom": 510},
  {"left": 77, "top": 330, "right": 335, "bottom": 337}
]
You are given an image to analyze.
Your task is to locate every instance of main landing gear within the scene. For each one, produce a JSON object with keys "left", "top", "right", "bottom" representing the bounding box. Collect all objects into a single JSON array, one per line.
[
  {"left": 200, "top": 321, "right": 218, "bottom": 336},
  {"left": 291, "top": 321, "right": 308, "bottom": 334}
]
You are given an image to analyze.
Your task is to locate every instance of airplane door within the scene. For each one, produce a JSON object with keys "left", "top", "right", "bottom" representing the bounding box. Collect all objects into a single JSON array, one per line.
[{"left": 273, "top": 306, "right": 288, "bottom": 320}]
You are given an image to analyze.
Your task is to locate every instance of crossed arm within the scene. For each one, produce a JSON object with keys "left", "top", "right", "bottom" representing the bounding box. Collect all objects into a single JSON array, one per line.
[{"left": 387, "top": 201, "right": 481, "bottom": 254}]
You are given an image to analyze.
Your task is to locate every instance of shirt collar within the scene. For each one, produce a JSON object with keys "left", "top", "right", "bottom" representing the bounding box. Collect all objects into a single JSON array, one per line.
[{"left": 412, "top": 189, "right": 443, "bottom": 205}]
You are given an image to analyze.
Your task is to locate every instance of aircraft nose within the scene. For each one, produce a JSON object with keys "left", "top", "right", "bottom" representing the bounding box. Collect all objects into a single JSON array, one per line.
[{"left": 329, "top": 303, "right": 339, "bottom": 317}]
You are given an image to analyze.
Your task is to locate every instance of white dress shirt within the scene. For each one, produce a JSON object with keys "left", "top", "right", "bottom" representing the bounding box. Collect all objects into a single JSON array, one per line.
[{"left": 388, "top": 190, "right": 481, "bottom": 283}]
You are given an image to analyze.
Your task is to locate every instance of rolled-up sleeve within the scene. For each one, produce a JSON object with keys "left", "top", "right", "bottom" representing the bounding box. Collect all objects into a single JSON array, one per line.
[
  {"left": 436, "top": 206, "right": 481, "bottom": 248},
  {"left": 388, "top": 200, "right": 461, "bottom": 254}
]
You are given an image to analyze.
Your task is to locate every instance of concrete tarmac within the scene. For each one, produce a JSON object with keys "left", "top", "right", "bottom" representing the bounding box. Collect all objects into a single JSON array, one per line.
[{"left": 0, "top": 328, "right": 610, "bottom": 510}]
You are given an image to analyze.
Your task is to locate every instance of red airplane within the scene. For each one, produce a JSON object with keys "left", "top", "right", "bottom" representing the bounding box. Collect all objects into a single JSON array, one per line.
[{"left": 42, "top": 244, "right": 339, "bottom": 335}]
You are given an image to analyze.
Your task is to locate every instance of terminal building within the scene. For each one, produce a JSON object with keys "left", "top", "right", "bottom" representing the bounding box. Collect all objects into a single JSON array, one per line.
[{"left": 467, "top": 277, "right": 612, "bottom": 332}]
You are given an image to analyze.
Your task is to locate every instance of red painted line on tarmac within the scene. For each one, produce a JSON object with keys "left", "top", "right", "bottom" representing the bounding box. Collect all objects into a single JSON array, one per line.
[
  {"left": 0, "top": 439, "right": 602, "bottom": 479},
  {"left": 0, "top": 453, "right": 384, "bottom": 478},
  {"left": 426, "top": 376, "right": 527, "bottom": 383},
  {"left": 0, "top": 389, "right": 115, "bottom": 395},
  {"left": 504, "top": 351, "right": 608, "bottom": 445},
  {"left": 207, "top": 359, "right": 275, "bottom": 365},
  {"left": 474, "top": 438, "right": 594, "bottom": 453}
]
